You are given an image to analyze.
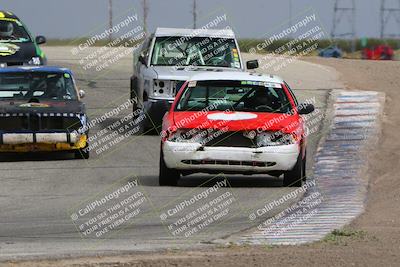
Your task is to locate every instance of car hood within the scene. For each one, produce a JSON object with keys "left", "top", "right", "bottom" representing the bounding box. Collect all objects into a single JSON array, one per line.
[
  {"left": 172, "top": 111, "right": 300, "bottom": 133},
  {"left": 153, "top": 66, "right": 242, "bottom": 81},
  {"left": 0, "top": 100, "right": 85, "bottom": 114},
  {"left": 0, "top": 42, "right": 37, "bottom": 63}
]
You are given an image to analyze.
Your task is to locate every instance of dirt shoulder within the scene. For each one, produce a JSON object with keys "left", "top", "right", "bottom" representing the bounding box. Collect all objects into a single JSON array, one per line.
[{"left": 3, "top": 58, "right": 400, "bottom": 267}]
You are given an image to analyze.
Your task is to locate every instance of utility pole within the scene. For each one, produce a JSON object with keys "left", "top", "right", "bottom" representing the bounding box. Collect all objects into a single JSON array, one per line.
[
  {"left": 380, "top": 0, "right": 400, "bottom": 39},
  {"left": 289, "top": 0, "right": 293, "bottom": 38},
  {"left": 331, "top": 0, "right": 356, "bottom": 52},
  {"left": 108, "top": 0, "right": 113, "bottom": 42},
  {"left": 193, "top": 0, "right": 197, "bottom": 29},
  {"left": 143, "top": 0, "right": 149, "bottom": 34}
]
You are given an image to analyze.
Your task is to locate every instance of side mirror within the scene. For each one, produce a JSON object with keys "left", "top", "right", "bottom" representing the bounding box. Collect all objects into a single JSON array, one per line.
[
  {"left": 246, "top": 60, "right": 259, "bottom": 70},
  {"left": 79, "top": 90, "right": 86, "bottom": 99},
  {"left": 298, "top": 103, "right": 315, "bottom": 115},
  {"left": 138, "top": 52, "right": 147, "bottom": 65},
  {"left": 35, "top": 36, "right": 46, "bottom": 45}
]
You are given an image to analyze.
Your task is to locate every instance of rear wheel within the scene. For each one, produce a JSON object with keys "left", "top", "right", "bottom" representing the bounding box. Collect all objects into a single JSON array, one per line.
[
  {"left": 283, "top": 153, "right": 303, "bottom": 187},
  {"left": 159, "top": 148, "right": 180, "bottom": 186}
]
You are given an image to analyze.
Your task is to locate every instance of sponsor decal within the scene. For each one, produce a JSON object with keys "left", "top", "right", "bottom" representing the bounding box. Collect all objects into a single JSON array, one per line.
[
  {"left": 188, "top": 80, "right": 197, "bottom": 87},
  {"left": 240, "top": 80, "right": 282, "bottom": 88},
  {"left": 232, "top": 48, "right": 240, "bottom": 68},
  {"left": 19, "top": 103, "right": 50, "bottom": 108},
  {"left": 0, "top": 43, "right": 20, "bottom": 56}
]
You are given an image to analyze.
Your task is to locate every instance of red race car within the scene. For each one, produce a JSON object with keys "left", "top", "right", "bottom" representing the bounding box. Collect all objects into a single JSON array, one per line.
[{"left": 159, "top": 72, "right": 314, "bottom": 187}]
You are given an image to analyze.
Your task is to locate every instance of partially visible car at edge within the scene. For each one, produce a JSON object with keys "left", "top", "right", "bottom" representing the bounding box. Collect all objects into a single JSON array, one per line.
[
  {"left": 0, "top": 66, "right": 89, "bottom": 159},
  {"left": 0, "top": 10, "right": 47, "bottom": 67}
]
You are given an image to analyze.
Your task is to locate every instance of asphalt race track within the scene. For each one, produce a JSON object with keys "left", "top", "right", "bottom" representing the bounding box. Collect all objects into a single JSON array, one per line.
[{"left": 0, "top": 47, "right": 340, "bottom": 260}]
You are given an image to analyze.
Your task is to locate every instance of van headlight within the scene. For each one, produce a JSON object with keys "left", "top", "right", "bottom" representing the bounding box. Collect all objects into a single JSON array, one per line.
[
  {"left": 256, "top": 132, "right": 297, "bottom": 146},
  {"left": 153, "top": 79, "right": 171, "bottom": 96}
]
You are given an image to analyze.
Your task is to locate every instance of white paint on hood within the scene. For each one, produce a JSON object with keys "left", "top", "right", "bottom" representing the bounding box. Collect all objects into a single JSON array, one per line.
[{"left": 207, "top": 112, "right": 258, "bottom": 121}]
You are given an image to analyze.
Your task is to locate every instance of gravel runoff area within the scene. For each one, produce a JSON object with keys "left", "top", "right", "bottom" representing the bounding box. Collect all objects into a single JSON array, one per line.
[{"left": 1, "top": 57, "right": 399, "bottom": 267}]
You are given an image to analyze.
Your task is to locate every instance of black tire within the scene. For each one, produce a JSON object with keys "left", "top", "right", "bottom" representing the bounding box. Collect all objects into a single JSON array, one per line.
[
  {"left": 130, "top": 76, "right": 138, "bottom": 101},
  {"left": 132, "top": 107, "right": 146, "bottom": 135},
  {"left": 302, "top": 150, "right": 307, "bottom": 182},
  {"left": 159, "top": 148, "right": 180, "bottom": 186},
  {"left": 74, "top": 143, "right": 90, "bottom": 159},
  {"left": 130, "top": 77, "right": 148, "bottom": 135},
  {"left": 147, "top": 100, "right": 170, "bottom": 135},
  {"left": 283, "top": 153, "right": 303, "bottom": 187}
]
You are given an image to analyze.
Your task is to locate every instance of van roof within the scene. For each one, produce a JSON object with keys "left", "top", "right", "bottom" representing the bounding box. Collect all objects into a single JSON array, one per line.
[{"left": 154, "top": 27, "right": 235, "bottom": 38}]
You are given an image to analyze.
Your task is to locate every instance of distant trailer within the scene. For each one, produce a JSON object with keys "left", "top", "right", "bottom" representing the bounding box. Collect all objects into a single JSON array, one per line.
[{"left": 362, "top": 45, "right": 394, "bottom": 60}]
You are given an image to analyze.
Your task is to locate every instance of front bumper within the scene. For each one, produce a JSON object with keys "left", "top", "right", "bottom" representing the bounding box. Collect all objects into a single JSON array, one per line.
[
  {"left": 162, "top": 141, "right": 299, "bottom": 174},
  {"left": 0, "top": 132, "right": 87, "bottom": 152}
]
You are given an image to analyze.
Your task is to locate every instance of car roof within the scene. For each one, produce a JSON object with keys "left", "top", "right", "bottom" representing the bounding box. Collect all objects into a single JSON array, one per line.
[
  {"left": 189, "top": 71, "right": 284, "bottom": 84},
  {"left": 0, "top": 11, "right": 19, "bottom": 20},
  {"left": 154, "top": 27, "right": 235, "bottom": 38},
  {"left": 0, "top": 66, "right": 73, "bottom": 74}
]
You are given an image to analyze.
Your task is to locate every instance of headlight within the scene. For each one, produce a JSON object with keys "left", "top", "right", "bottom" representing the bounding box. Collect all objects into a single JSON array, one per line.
[
  {"left": 168, "top": 128, "right": 207, "bottom": 143},
  {"left": 28, "top": 57, "right": 41, "bottom": 65},
  {"left": 256, "top": 132, "right": 297, "bottom": 146},
  {"left": 153, "top": 79, "right": 171, "bottom": 96}
]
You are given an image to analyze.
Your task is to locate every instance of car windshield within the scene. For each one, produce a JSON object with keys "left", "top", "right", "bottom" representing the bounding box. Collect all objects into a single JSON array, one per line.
[
  {"left": 176, "top": 80, "right": 292, "bottom": 113},
  {"left": 150, "top": 37, "right": 241, "bottom": 68},
  {"left": 0, "top": 19, "right": 31, "bottom": 42},
  {"left": 0, "top": 72, "right": 78, "bottom": 100}
]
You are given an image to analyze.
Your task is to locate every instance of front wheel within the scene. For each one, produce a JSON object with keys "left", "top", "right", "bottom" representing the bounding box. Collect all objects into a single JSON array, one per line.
[
  {"left": 130, "top": 76, "right": 138, "bottom": 101},
  {"left": 159, "top": 147, "right": 180, "bottom": 186},
  {"left": 74, "top": 143, "right": 90, "bottom": 159},
  {"left": 283, "top": 153, "right": 303, "bottom": 187},
  {"left": 132, "top": 107, "right": 146, "bottom": 135}
]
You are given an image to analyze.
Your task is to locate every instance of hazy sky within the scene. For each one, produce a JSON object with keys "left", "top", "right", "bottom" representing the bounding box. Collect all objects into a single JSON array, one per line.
[{"left": 0, "top": 0, "right": 398, "bottom": 39}]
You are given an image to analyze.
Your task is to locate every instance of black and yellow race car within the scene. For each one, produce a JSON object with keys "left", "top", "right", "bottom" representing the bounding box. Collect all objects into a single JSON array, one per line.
[
  {"left": 0, "top": 11, "right": 47, "bottom": 67},
  {"left": 0, "top": 66, "right": 89, "bottom": 159}
]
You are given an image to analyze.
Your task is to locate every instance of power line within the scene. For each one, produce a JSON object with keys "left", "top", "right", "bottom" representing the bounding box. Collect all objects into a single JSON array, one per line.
[
  {"left": 380, "top": 0, "right": 400, "bottom": 38},
  {"left": 289, "top": 0, "right": 293, "bottom": 38}
]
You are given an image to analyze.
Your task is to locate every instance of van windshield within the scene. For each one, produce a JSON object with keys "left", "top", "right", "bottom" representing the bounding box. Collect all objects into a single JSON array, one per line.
[{"left": 151, "top": 37, "right": 241, "bottom": 69}]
